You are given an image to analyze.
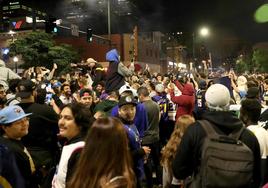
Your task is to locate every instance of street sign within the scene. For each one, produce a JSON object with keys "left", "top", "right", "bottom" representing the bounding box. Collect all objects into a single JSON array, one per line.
[{"left": 71, "top": 24, "right": 79, "bottom": 37}]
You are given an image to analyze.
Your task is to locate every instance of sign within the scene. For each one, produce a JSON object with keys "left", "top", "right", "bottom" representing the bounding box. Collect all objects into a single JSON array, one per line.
[
  {"left": 71, "top": 24, "right": 79, "bottom": 37},
  {"left": 11, "top": 20, "right": 23, "bottom": 29}
]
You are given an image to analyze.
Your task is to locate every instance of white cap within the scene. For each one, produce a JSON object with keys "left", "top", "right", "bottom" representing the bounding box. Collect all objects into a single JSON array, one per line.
[
  {"left": 86, "top": 58, "right": 97, "bottom": 63},
  {"left": 205, "top": 84, "right": 230, "bottom": 111},
  {"left": 119, "top": 84, "right": 137, "bottom": 96},
  {"left": 155, "top": 84, "right": 165, "bottom": 93}
]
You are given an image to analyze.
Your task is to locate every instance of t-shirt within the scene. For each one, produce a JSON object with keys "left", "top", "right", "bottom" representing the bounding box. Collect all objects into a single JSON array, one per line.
[
  {"left": 142, "top": 100, "right": 160, "bottom": 144},
  {"left": 247, "top": 124, "right": 268, "bottom": 159}
]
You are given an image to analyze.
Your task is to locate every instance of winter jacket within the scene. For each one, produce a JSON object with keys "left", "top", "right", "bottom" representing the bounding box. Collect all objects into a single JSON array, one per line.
[
  {"left": 0, "top": 137, "right": 37, "bottom": 188},
  {"left": 0, "top": 144, "right": 25, "bottom": 188},
  {"left": 0, "top": 59, "right": 21, "bottom": 89},
  {"left": 105, "top": 49, "right": 134, "bottom": 93},
  {"left": 172, "top": 111, "right": 261, "bottom": 188},
  {"left": 170, "top": 81, "right": 195, "bottom": 120}
]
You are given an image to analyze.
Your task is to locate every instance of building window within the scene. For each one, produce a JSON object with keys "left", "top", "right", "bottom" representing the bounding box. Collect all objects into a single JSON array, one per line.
[
  {"left": 146, "top": 49, "right": 149, "bottom": 56},
  {"left": 150, "top": 50, "right": 152, "bottom": 57}
]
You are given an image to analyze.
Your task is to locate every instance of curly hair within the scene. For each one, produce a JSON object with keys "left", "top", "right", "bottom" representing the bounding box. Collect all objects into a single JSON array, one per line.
[{"left": 161, "top": 115, "right": 195, "bottom": 180}]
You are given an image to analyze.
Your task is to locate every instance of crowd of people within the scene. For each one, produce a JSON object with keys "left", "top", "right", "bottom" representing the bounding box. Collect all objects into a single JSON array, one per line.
[{"left": 1, "top": 48, "right": 268, "bottom": 188}]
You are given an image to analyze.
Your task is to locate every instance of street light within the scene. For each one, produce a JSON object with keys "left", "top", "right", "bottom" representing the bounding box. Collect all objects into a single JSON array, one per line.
[
  {"left": 193, "top": 26, "right": 210, "bottom": 63},
  {"left": 9, "top": 30, "right": 15, "bottom": 42},
  {"left": 13, "top": 56, "right": 18, "bottom": 73},
  {"left": 199, "top": 27, "right": 209, "bottom": 37}
]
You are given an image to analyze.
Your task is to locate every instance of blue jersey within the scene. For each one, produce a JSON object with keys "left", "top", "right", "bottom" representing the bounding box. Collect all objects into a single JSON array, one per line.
[
  {"left": 111, "top": 103, "right": 148, "bottom": 137},
  {"left": 124, "top": 124, "right": 144, "bottom": 180},
  {"left": 152, "top": 95, "right": 169, "bottom": 122}
]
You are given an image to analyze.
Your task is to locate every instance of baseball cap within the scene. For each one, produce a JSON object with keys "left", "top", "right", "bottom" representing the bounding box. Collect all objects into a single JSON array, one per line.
[
  {"left": 199, "top": 80, "right": 207, "bottom": 90},
  {"left": 52, "top": 81, "right": 62, "bottom": 88},
  {"left": 80, "top": 88, "right": 93, "bottom": 97},
  {"left": 86, "top": 58, "right": 97, "bottom": 64},
  {"left": 205, "top": 84, "right": 230, "bottom": 111},
  {"left": 155, "top": 84, "right": 165, "bottom": 93},
  {"left": 118, "top": 96, "right": 137, "bottom": 108},
  {"left": 0, "top": 105, "right": 31, "bottom": 124},
  {"left": 16, "top": 80, "right": 36, "bottom": 99},
  {"left": 246, "top": 87, "right": 259, "bottom": 99},
  {"left": 119, "top": 84, "right": 137, "bottom": 96}
]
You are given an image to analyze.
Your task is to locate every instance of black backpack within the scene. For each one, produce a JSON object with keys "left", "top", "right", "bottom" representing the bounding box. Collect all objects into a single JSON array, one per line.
[{"left": 187, "top": 120, "right": 254, "bottom": 188}]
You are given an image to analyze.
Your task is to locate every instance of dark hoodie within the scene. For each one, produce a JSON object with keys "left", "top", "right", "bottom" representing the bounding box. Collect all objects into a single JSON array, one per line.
[
  {"left": 172, "top": 111, "right": 261, "bottom": 188},
  {"left": 170, "top": 80, "right": 195, "bottom": 120},
  {"left": 105, "top": 49, "right": 124, "bottom": 93}
]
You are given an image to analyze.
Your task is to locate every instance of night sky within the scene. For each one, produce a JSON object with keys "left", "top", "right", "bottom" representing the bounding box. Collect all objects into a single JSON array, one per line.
[
  {"left": 132, "top": 0, "right": 268, "bottom": 42},
  {"left": 12, "top": 0, "right": 268, "bottom": 42}
]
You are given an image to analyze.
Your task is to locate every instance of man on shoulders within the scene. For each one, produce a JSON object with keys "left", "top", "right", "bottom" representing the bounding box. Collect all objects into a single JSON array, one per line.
[{"left": 105, "top": 49, "right": 134, "bottom": 93}]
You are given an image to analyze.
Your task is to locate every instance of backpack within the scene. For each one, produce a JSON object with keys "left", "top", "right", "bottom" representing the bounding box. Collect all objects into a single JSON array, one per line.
[{"left": 188, "top": 120, "right": 254, "bottom": 188}]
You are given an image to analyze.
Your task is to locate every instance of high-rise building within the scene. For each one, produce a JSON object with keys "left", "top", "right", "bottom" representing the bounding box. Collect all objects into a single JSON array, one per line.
[
  {"left": 0, "top": 1, "right": 47, "bottom": 32},
  {"left": 61, "top": 0, "right": 138, "bottom": 34}
]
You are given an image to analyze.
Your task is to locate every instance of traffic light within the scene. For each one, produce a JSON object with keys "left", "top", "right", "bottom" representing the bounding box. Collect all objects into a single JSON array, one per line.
[
  {"left": 87, "top": 28, "right": 93, "bottom": 43},
  {"left": 45, "top": 18, "right": 57, "bottom": 34}
]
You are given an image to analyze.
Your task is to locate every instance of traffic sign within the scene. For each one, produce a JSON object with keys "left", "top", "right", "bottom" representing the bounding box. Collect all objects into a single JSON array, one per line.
[{"left": 71, "top": 24, "right": 79, "bottom": 37}]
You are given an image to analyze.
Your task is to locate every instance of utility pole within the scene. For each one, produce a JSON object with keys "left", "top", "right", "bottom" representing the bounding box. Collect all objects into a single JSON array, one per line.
[
  {"left": 107, "top": 0, "right": 111, "bottom": 40},
  {"left": 32, "top": 9, "right": 36, "bottom": 31},
  {"left": 192, "top": 32, "right": 195, "bottom": 61},
  {"left": 133, "top": 26, "right": 138, "bottom": 62}
]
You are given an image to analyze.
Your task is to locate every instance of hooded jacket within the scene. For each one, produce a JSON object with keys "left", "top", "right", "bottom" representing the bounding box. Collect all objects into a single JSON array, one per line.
[
  {"left": 105, "top": 49, "right": 133, "bottom": 93},
  {"left": 170, "top": 81, "right": 195, "bottom": 120},
  {"left": 0, "top": 60, "right": 21, "bottom": 89},
  {"left": 172, "top": 111, "right": 261, "bottom": 188}
]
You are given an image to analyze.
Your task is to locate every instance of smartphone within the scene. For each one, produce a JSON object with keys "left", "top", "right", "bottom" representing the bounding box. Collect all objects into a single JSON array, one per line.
[
  {"left": 45, "top": 93, "right": 53, "bottom": 104},
  {"left": 46, "top": 83, "right": 52, "bottom": 93}
]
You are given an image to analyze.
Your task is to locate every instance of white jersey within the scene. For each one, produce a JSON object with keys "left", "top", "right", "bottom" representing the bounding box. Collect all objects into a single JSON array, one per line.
[
  {"left": 247, "top": 124, "right": 268, "bottom": 159},
  {"left": 52, "top": 141, "right": 85, "bottom": 188}
]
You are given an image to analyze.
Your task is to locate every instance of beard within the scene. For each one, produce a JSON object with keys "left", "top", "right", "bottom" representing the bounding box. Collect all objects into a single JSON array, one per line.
[
  {"left": 0, "top": 97, "right": 7, "bottom": 105},
  {"left": 119, "top": 114, "right": 135, "bottom": 125}
]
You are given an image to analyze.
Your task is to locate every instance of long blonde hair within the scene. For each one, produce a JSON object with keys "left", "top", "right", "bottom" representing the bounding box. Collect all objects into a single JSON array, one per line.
[{"left": 161, "top": 115, "right": 195, "bottom": 175}]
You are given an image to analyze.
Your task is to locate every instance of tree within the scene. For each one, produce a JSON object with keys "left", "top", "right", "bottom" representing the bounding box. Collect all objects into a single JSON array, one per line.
[
  {"left": 235, "top": 55, "right": 251, "bottom": 73},
  {"left": 9, "top": 32, "right": 79, "bottom": 73},
  {"left": 252, "top": 49, "right": 268, "bottom": 72}
]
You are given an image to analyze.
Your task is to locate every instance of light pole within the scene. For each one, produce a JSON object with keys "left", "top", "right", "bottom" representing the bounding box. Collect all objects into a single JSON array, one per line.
[
  {"left": 13, "top": 56, "right": 18, "bottom": 73},
  {"left": 107, "top": 0, "right": 111, "bottom": 40},
  {"left": 192, "top": 32, "right": 195, "bottom": 61}
]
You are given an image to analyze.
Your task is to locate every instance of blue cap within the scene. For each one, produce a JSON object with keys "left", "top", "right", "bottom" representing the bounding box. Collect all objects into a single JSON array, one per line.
[
  {"left": 0, "top": 105, "right": 32, "bottom": 124},
  {"left": 52, "top": 82, "right": 62, "bottom": 88}
]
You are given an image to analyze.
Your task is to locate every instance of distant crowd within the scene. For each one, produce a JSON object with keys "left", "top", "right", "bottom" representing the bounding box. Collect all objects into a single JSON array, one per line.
[{"left": 1, "top": 48, "right": 268, "bottom": 188}]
